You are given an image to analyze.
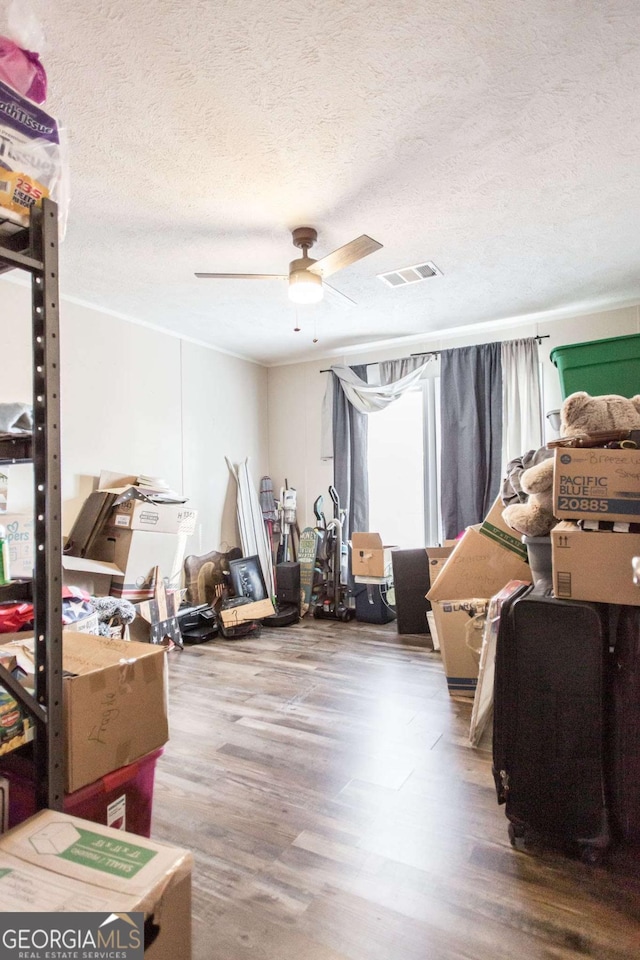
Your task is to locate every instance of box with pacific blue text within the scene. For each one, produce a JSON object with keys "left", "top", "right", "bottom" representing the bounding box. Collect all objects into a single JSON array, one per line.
[{"left": 553, "top": 446, "right": 640, "bottom": 523}]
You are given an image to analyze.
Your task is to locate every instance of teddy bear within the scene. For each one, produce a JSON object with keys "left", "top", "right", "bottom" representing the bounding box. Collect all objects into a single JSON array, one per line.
[{"left": 501, "top": 391, "right": 640, "bottom": 538}]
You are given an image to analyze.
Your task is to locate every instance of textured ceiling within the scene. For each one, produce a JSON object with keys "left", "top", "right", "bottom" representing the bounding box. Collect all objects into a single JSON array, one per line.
[{"left": 20, "top": 0, "right": 640, "bottom": 363}]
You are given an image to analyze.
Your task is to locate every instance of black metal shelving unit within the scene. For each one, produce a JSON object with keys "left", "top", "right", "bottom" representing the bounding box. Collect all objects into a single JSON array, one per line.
[{"left": 0, "top": 198, "right": 63, "bottom": 811}]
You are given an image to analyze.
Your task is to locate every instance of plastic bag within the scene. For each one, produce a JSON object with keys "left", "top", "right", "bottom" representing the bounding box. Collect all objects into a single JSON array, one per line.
[
  {"left": 0, "top": 0, "right": 46, "bottom": 103},
  {"left": 0, "top": 78, "right": 68, "bottom": 234}
]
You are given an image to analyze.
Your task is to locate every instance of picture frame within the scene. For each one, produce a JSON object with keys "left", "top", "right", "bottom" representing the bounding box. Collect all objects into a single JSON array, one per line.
[{"left": 228, "top": 554, "right": 268, "bottom": 602}]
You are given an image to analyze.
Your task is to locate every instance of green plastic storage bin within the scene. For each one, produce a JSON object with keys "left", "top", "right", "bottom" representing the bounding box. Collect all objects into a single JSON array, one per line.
[{"left": 551, "top": 333, "right": 640, "bottom": 399}]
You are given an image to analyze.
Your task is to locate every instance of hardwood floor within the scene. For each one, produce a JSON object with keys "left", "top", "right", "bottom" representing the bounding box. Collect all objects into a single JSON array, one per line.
[{"left": 151, "top": 618, "right": 640, "bottom": 960}]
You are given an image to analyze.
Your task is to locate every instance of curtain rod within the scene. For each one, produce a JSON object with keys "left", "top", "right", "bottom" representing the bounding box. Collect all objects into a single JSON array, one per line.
[
  {"left": 319, "top": 352, "right": 437, "bottom": 374},
  {"left": 319, "top": 334, "right": 550, "bottom": 373}
]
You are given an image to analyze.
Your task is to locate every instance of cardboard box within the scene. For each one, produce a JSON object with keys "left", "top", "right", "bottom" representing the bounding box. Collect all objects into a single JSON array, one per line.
[
  {"left": 2, "top": 514, "right": 34, "bottom": 579},
  {"left": 219, "top": 597, "right": 275, "bottom": 626},
  {"left": 0, "top": 633, "right": 169, "bottom": 793},
  {"left": 89, "top": 528, "right": 187, "bottom": 601},
  {"left": 0, "top": 809, "right": 192, "bottom": 959},
  {"left": 430, "top": 599, "right": 489, "bottom": 697},
  {"left": 64, "top": 491, "right": 117, "bottom": 558},
  {"left": 553, "top": 446, "right": 640, "bottom": 523},
  {"left": 106, "top": 495, "right": 197, "bottom": 536},
  {"left": 351, "top": 532, "right": 395, "bottom": 578},
  {"left": 425, "top": 546, "right": 454, "bottom": 587},
  {"left": 479, "top": 496, "right": 529, "bottom": 563},
  {"left": 427, "top": 525, "right": 531, "bottom": 602},
  {"left": 62, "top": 555, "right": 121, "bottom": 596},
  {"left": 551, "top": 521, "right": 640, "bottom": 606}
]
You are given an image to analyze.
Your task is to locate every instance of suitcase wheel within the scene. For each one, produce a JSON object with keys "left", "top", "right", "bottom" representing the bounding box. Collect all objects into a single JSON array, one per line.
[{"left": 508, "top": 822, "right": 526, "bottom": 848}]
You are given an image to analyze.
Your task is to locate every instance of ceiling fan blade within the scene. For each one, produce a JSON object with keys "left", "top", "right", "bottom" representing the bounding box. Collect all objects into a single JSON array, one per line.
[
  {"left": 307, "top": 235, "right": 383, "bottom": 279},
  {"left": 194, "top": 273, "right": 288, "bottom": 280},
  {"left": 323, "top": 281, "right": 356, "bottom": 306}
]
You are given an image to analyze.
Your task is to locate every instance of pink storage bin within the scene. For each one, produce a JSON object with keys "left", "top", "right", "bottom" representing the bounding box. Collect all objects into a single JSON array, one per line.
[{"left": 0, "top": 746, "right": 163, "bottom": 836}]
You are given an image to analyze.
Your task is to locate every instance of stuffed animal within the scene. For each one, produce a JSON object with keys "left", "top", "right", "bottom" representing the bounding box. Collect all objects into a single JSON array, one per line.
[{"left": 502, "top": 391, "right": 640, "bottom": 538}]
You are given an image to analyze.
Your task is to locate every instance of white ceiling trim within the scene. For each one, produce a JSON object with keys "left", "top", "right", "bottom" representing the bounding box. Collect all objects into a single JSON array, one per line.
[{"left": 267, "top": 297, "right": 640, "bottom": 367}]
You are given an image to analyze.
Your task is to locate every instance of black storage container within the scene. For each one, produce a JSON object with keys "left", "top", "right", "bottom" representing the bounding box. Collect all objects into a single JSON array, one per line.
[
  {"left": 390, "top": 549, "right": 430, "bottom": 634},
  {"left": 354, "top": 582, "right": 396, "bottom": 624}
]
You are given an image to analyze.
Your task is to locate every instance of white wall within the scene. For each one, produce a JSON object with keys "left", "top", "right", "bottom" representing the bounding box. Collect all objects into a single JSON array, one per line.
[
  {"left": 0, "top": 279, "right": 268, "bottom": 554},
  {"left": 267, "top": 304, "right": 640, "bottom": 530}
]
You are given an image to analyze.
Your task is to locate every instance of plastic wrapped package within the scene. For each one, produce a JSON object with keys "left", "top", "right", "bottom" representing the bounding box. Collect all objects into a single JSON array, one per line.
[
  {"left": 0, "top": 77, "right": 68, "bottom": 234},
  {"left": 0, "top": 0, "right": 47, "bottom": 103}
]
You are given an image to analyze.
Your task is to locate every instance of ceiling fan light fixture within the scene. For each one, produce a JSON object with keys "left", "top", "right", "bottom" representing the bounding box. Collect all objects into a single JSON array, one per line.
[{"left": 288, "top": 259, "right": 323, "bottom": 304}]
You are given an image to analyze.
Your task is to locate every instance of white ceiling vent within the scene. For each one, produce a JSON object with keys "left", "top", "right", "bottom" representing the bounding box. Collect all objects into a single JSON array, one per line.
[{"left": 378, "top": 261, "right": 442, "bottom": 288}]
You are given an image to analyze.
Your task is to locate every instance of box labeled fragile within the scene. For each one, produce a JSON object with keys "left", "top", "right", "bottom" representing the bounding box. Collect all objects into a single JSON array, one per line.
[
  {"left": 0, "top": 633, "right": 169, "bottom": 793},
  {"left": 351, "top": 533, "right": 395, "bottom": 578},
  {"left": 551, "top": 521, "right": 640, "bottom": 606},
  {"left": 553, "top": 447, "right": 640, "bottom": 522}
]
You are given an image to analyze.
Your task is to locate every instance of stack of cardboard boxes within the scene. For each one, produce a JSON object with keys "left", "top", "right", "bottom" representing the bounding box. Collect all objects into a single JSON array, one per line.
[
  {"left": 0, "top": 632, "right": 170, "bottom": 833},
  {"left": 426, "top": 497, "right": 532, "bottom": 697},
  {"left": 63, "top": 473, "right": 197, "bottom": 603},
  {"left": 550, "top": 446, "right": 640, "bottom": 606}
]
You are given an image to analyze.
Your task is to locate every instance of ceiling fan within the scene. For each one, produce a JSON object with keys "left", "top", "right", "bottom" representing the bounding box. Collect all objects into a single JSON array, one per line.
[{"left": 195, "top": 227, "right": 383, "bottom": 305}]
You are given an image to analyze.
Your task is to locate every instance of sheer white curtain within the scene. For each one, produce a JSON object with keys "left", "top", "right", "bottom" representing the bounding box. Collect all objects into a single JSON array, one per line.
[
  {"left": 501, "top": 338, "right": 543, "bottom": 465},
  {"left": 321, "top": 358, "right": 430, "bottom": 457}
]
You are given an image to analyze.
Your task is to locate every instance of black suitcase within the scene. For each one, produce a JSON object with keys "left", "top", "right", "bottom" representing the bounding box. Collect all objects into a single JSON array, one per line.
[{"left": 493, "top": 581, "right": 610, "bottom": 863}]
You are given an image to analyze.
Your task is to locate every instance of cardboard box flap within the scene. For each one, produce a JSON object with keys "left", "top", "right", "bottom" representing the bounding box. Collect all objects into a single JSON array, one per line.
[
  {"left": 0, "top": 633, "right": 163, "bottom": 677},
  {"left": 427, "top": 526, "right": 530, "bottom": 602},
  {"left": 61, "top": 555, "right": 123, "bottom": 576},
  {"left": 60, "top": 632, "right": 163, "bottom": 676},
  {"left": 352, "top": 532, "right": 383, "bottom": 553},
  {"left": 0, "top": 809, "right": 192, "bottom": 900},
  {"left": 107, "top": 486, "right": 157, "bottom": 506},
  {"left": 479, "top": 497, "right": 529, "bottom": 561}
]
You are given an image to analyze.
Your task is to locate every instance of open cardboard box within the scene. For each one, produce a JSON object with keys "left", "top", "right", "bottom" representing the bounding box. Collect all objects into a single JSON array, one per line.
[
  {"left": 0, "top": 809, "right": 192, "bottom": 960},
  {"left": 351, "top": 532, "right": 395, "bottom": 578},
  {"left": 425, "top": 545, "right": 455, "bottom": 587},
  {"left": 427, "top": 497, "right": 531, "bottom": 602},
  {"left": 0, "top": 633, "right": 169, "bottom": 793}
]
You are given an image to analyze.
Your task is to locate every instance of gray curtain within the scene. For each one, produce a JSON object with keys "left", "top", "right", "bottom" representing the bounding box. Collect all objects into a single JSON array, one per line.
[
  {"left": 440, "top": 343, "right": 503, "bottom": 539},
  {"left": 332, "top": 365, "right": 369, "bottom": 538}
]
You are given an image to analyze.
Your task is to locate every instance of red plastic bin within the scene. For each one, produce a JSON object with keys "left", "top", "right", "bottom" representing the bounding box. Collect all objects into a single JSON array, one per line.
[{"left": 0, "top": 746, "right": 163, "bottom": 836}]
